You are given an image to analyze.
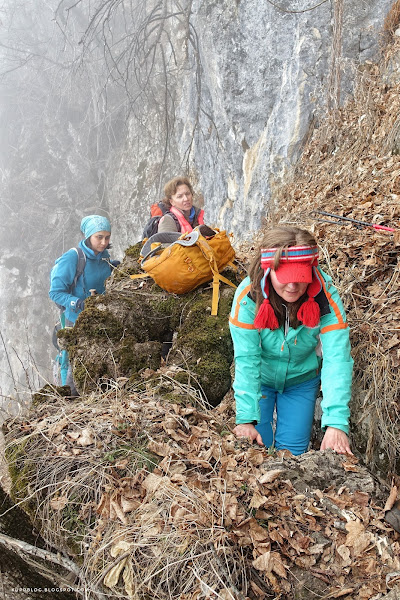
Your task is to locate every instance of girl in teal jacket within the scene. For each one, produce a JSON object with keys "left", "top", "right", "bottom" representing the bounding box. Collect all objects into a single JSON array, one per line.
[
  {"left": 49, "top": 215, "right": 114, "bottom": 393},
  {"left": 229, "top": 226, "right": 353, "bottom": 455}
]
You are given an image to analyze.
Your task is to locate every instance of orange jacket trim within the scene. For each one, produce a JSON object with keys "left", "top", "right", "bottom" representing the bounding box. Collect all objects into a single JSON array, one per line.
[
  {"left": 229, "top": 284, "right": 255, "bottom": 329},
  {"left": 315, "top": 269, "right": 345, "bottom": 326},
  {"left": 321, "top": 322, "right": 348, "bottom": 334}
]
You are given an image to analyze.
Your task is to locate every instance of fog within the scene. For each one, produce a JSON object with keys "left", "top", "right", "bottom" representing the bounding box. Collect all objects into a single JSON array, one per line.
[{"left": 0, "top": 0, "right": 179, "bottom": 407}]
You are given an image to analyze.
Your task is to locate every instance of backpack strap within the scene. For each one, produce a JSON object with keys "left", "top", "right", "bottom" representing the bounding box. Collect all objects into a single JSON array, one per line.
[
  {"left": 72, "top": 247, "right": 86, "bottom": 289},
  {"left": 56, "top": 248, "right": 86, "bottom": 313},
  {"left": 211, "top": 273, "right": 237, "bottom": 315},
  {"left": 193, "top": 234, "right": 237, "bottom": 315},
  {"left": 141, "top": 232, "right": 182, "bottom": 261},
  {"left": 157, "top": 210, "right": 180, "bottom": 232}
]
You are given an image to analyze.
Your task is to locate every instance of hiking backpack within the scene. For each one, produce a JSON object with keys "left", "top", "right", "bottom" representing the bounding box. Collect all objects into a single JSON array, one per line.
[
  {"left": 51, "top": 247, "right": 86, "bottom": 350},
  {"left": 142, "top": 202, "right": 179, "bottom": 239},
  {"left": 131, "top": 227, "right": 238, "bottom": 315},
  {"left": 51, "top": 247, "right": 86, "bottom": 311}
]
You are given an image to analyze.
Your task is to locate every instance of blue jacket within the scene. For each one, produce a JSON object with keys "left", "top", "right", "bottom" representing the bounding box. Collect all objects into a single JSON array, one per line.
[
  {"left": 229, "top": 269, "right": 353, "bottom": 433},
  {"left": 49, "top": 240, "right": 112, "bottom": 324}
]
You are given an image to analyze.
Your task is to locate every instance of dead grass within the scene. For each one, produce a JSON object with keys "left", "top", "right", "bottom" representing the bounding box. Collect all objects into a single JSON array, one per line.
[
  {"left": 3, "top": 372, "right": 400, "bottom": 599},
  {"left": 384, "top": 0, "right": 400, "bottom": 34}
]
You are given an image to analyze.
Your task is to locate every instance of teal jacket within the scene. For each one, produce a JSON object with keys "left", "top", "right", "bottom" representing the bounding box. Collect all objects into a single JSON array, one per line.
[
  {"left": 229, "top": 269, "right": 353, "bottom": 433},
  {"left": 49, "top": 240, "right": 112, "bottom": 324}
]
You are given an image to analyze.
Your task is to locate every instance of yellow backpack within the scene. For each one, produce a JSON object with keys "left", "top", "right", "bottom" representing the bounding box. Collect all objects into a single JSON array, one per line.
[{"left": 131, "top": 227, "right": 237, "bottom": 315}]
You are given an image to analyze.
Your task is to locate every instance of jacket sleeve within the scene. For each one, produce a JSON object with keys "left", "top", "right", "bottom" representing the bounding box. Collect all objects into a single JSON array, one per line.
[
  {"left": 49, "top": 249, "right": 82, "bottom": 313},
  {"left": 229, "top": 279, "right": 262, "bottom": 424},
  {"left": 317, "top": 272, "right": 353, "bottom": 433}
]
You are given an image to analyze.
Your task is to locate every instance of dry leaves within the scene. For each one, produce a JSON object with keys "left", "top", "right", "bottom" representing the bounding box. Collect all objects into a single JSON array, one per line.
[{"left": 5, "top": 377, "right": 400, "bottom": 600}]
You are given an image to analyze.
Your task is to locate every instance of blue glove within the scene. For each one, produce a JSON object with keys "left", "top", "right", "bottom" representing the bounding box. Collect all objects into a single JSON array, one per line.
[{"left": 110, "top": 260, "right": 121, "bottom": 268}]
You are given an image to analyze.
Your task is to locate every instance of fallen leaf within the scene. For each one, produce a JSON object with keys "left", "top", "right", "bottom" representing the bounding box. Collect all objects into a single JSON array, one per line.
[
  {"left": 111, "top": 540, "right": 133, "bottom": 557},
  {"left": 48, "top": 418, "right": 69, "bottom": 437},
  {"left": 147, "top": 440, "right": 175, "bottom": 457},
  {"left": 249, "top": 519, "right": 269, "bottom": 544},
  {"left": 342, "top": 462, "right": 359, "bottom": 472},
  {"left": 96, "top": 494, "right": 110, "bottom": 517},
  {"left": 304, "top": 505, "right": 325, "bottom": 517},
  {"left": 353, "top": 491, "right": 370, "bottom": 507},
  {"left": 122, "top": 558, "right": 135, "bottom": 598},
  {"left": 345, "top": 519, "right": 373, "bottom": 556},
  {"left": 50, "top": 496, "right": 68, "bottom": 510},
  {"left": 253, "top": 551, "right": 273, "bottom": 571},
  {"left": 336, "top": 544, "right": 351, "bottom": 567},
  {"left": 328, "top": 588, "right": 356, "bottom": 598},
  {"left": 250, "top": 491, "right": 268, "bottom": 509},
  {"left": 77, "top": 427, "right": 95, "bottom": 446},
  {"left": 246, "top": 448, "right": 265, "bottom": 466},
  {"left": 104, "top": 559, "right": 128, "bottom": 588},
  {"left": 103, "top": 540, "right": 133, "bottom": 589},
  {"left": 259, "top": 470, "right": 283, "bottom": 484},
  {"left": 121, "top": 496, "right": 141, "bottom": 513},
  {"left": 142, "top": 473, "right": 168, "bottom": 495},
  {"left": 250, "top": 580, "right": 267, "bottom": 597},
  {"left": 253, "top": 551, "right": 287, "bottom": 578},
  {"left": 384, "top": 485, "right": 398, "bottom": 512},
  {"left": 110, "top": 498, "right": 128, "bottom": 524}
]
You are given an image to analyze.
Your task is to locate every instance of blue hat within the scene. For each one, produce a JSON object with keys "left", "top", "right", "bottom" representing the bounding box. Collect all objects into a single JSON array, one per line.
[{"left": 80, "top": 215, "right": 111, "bottom": 239}]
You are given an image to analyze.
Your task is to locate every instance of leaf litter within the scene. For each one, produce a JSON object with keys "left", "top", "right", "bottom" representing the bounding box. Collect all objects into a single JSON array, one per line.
[{"left": 3, "top": 376, "right": 400, "bottom": 599}]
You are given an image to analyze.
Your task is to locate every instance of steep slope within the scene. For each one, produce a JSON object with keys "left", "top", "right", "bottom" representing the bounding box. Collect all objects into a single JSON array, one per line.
[{"left": 276, "top": 35, "right": 400, "bottom": 478}]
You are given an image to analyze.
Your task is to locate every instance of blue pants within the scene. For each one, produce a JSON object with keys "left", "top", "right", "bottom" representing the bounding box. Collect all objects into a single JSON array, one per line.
[
  {"left": 57, "top": 350, "right": 78, "bottom": 396},
  {"left": 60, "top": 349, "right": 69, "bottom": 385},
  {"left": 256, "top": 376, "right": 321, "bottom": 455}
]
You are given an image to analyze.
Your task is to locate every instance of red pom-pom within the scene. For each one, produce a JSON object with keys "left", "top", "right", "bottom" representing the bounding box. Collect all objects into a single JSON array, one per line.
[
  {"left": 297, "top": 296, "right": 320, "bottom": 328},
  {"left": 254, "top": 298, "right": 279, "bottom": 330}
]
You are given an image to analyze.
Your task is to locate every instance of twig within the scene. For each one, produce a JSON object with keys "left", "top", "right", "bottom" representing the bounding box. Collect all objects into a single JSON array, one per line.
[{"left": 0, "top": 531, "right": 80, "bottom": 576}]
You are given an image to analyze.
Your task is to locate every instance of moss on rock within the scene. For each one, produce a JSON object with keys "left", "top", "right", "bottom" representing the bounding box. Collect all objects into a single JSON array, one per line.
[
  {"left": 4, "top": 439, "right": 36, "bottom": 516},
  {"left": 62, "top": 244, "right": 242, "bottom": 403},
  {"left": 32, "top": 384, "right": 73, "bottom": 406}
]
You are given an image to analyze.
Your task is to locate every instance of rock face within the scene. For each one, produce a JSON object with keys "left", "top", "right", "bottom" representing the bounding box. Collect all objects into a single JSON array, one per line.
[
  {"left": 110, "top": 0, "right": 393, "bottom": 250},
  {"left": 0, "top": 0, "right": 393, "bottom": 401}
]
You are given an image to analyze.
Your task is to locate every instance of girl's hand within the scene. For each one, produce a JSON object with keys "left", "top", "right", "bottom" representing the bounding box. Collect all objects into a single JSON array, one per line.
[
  {"left": 320, "top": 426, "right": 353, "bottom": 455},
  {"left": 233, "top": 423, "right": 263, "bottom": 445}
]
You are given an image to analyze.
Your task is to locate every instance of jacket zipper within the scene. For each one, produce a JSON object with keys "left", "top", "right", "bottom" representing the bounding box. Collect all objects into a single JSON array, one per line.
[{"left": 281, "top": 304, "right": 290, "bottom": 351}]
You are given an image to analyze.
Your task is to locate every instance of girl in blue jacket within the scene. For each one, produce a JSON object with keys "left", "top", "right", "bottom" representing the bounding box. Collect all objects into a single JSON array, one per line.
[
  {"left": 49, "top": 215, "right": 114, "bottom": 394},
  {"left": 229, "top": 226, "right": 353, "bottom": 456}
]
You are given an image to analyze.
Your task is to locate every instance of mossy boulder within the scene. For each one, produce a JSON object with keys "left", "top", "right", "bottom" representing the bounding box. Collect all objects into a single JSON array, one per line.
[{"left": 61, "top": 245, "right": 243, "bottom": 404}]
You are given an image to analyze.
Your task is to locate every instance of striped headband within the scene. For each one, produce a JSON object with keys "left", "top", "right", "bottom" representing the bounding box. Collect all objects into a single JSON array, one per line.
[{"left": 260, "top": 245, "right": 319, "bottom": 269}]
